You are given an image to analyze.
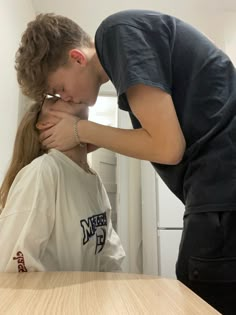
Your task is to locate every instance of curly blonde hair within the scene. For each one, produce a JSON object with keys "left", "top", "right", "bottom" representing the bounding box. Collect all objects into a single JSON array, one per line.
[{"left": 15, "top": 13, "right": 92, "bottom": 101}]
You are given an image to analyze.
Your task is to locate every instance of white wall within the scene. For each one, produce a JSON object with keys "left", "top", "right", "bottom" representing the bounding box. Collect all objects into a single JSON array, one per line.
[
  {"left": 31, "top": 0, "right": 229, "bottom": 49},
  {"left": 0, "top": 1, "right": 35, "bottom": 183},
  {"left": 222, "top": 11, "right": 236, "bottom": 65}
]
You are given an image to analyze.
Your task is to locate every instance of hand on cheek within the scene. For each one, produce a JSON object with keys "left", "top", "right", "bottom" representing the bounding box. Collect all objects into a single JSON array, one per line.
[
  {"left": 36, "top": 121, "right": 55, "bottom": 131},
  {"left": 36, "top": 116, "right": 60, "bottom": 131}
]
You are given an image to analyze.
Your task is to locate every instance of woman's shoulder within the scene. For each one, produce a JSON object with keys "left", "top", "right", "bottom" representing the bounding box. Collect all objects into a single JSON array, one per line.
[
  {"left": 4, "top": 152, "right": 60, "bottom": 216},
  {"left": 16, "top": 151, "right": 60, "bottom": 185}
]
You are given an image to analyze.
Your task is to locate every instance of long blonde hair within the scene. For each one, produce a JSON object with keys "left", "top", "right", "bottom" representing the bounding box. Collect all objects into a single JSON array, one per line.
[{"left": 0, "top": 102, "right": 45, "bottom": 210}]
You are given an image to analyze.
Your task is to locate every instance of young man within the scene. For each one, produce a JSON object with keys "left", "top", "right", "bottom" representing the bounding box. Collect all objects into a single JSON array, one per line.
[{"left": 16, "top": 10, "right": 236, "bottom": 314}]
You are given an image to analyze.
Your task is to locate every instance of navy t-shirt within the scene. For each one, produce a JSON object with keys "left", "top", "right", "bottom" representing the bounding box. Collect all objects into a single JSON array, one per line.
[{"left": 95, "top": 10, "right": 236, "bottom": 215}]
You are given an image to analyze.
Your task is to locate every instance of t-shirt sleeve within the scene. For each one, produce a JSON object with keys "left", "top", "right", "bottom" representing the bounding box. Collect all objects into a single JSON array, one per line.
[
  {"left": 99, "top": 210, "right": 126, "bottom": 272},
  {"left": 0, "top": 158, "right": 56, "bottom": 272},
  {"left": 96, "top": 21, "right": 173, "bottom": 110}
]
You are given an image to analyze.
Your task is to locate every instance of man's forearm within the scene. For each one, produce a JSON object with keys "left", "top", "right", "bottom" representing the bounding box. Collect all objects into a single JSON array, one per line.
[{"left": 78, "top": 120, "right": 185, "bottom": 165}]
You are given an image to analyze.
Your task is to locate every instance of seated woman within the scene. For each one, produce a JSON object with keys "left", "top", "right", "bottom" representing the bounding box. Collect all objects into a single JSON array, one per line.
[{"left": 0, "top": 97, "right": 125, "bottom": 272}]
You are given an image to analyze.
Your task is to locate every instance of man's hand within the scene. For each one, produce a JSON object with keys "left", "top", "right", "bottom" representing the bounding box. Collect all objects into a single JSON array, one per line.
[{"left": 39, "top": 111, "right": 81, "bottom": 151}]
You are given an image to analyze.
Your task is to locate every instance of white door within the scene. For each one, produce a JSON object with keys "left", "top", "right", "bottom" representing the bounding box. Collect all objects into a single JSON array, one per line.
[
  {"left": 141, "top": 161, "right": 184, "bottom": 276},
  {"left": 158, "top": 229, "right": 182, "bottom": 278},
  {"left": 157, "top": 175, "right": 184, "bottom": 228},
  {"left": 89, "top": 97, "right": 142, "bottom": 273},
  {"left": 141, "top": 161, "right": 159, "bottom": 275},
  {"left": 88, "top": 95, "right": 118, "bottom": 229},
  {"left": 116, "top": 109, "right": 141, "bottom": 273},
  {"left": 89, "top": 148, "right": 117, "bottom": 229}
]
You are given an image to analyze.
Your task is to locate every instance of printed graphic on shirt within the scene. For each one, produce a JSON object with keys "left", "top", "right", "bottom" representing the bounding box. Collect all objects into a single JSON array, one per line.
[
  {"left": 13, "top": 251, "right": 28, "bottom": 272},
  {"left": 80, "top": 212, "right": 107, "bottom": 254}
]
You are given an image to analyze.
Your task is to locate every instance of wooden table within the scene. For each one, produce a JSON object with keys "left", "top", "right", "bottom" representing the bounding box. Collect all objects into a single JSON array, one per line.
[{"left": 0, "top": 272, "right": 220, "bottom": 314}]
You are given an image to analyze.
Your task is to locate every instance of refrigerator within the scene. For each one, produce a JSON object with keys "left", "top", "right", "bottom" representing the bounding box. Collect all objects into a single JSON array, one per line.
[{"left": 141, "top": 161, "right": 185, "bottom": 278}]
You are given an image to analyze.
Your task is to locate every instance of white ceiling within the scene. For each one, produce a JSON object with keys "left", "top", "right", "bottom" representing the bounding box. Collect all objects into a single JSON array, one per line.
[
  {"left": 31, "top": 0, "right": 236, "bottom": 15},
  {"left": 31, "top": 0, "right": 236, "bottom": 37}
]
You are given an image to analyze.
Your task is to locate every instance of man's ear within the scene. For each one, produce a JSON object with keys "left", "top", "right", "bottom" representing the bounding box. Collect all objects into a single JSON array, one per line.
[{"left": 69, "top": 49, "right": 87, "bottom": 65}]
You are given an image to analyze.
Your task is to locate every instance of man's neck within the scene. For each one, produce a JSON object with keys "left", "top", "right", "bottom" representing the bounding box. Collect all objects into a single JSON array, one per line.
[{"left": 88, "top": 45, "right": 109, "bottom": 84}]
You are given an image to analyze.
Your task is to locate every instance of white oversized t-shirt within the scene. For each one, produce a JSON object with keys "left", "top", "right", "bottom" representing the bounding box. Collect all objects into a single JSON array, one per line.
[{"left": 0, "top": 149, "right": 125, "bottom": 272}]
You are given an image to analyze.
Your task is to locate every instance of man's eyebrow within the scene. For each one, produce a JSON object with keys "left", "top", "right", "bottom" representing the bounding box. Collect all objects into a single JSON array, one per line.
[
  {"left": 51, "top": 87, "right": 62, "bottom": 97},
  {"left": 46, "top": 84, "right": 56, "bottom": 95},
  {"left": 52, "top": 87, "right": 58, "bottom": 94},
  {"left": 47, "top": 88, "right": 56, "bottom": 95},
  {"left": 47, "top": 91, "right": 56, "bottom": 97}
]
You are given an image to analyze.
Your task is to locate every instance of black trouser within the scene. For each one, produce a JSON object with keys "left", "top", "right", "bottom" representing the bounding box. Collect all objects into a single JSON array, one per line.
[{"left": 176, "top": 211, "right": 236, "bottom": 315}]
